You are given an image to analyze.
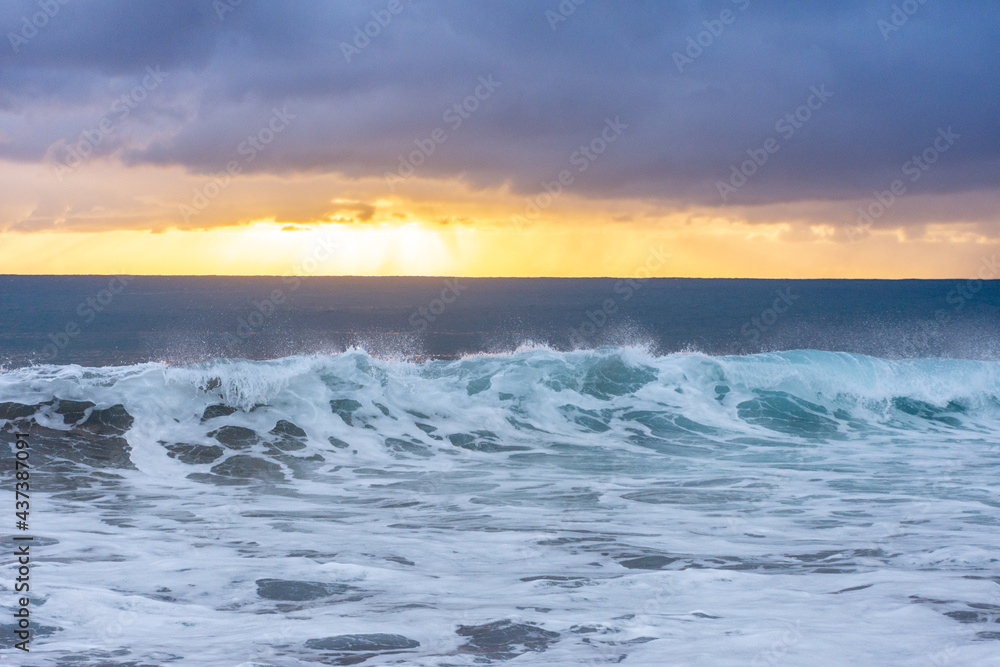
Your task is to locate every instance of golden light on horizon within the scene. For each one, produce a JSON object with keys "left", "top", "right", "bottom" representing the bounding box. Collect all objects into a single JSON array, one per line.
[
  {"left": 0, "top": 215, "right": 997, "bottom": 280},
  {"left": 1, "top": 157, "right": 998, "bottom": 279}
]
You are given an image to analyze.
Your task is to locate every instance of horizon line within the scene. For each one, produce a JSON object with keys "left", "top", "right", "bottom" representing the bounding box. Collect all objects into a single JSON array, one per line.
[{"left": 0, "top": 274, "right": 991, "bottom": 281}]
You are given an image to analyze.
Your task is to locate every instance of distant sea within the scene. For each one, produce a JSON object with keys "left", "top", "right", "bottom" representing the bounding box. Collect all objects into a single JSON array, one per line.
[
  {"left": 2, "top": 276, "right": 999, "bottom": 366},
  {"left": 1, "top": 277, "right": 999, "bottom": 665}
]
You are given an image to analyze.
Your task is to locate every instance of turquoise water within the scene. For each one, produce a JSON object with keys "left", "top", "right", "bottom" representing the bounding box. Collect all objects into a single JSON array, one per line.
[{"left": 1, "top": 347, "right": 999, "bottom": 664}]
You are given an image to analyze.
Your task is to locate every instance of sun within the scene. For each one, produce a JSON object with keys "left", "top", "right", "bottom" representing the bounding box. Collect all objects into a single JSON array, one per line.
[
  {"left": 319, "top": 221, "right": 452, "bottom": 276},
  {"left": 227, "top": 219, "right": 457, "bottom": 277}
]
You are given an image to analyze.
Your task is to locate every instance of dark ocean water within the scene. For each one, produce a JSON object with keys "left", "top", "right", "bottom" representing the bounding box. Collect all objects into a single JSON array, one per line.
[
  {"left": 2, "top": 276, "right": 999, "bottom": 366},
  {"left": 1, "top": 277, "right": 999, "bottom": 665}
]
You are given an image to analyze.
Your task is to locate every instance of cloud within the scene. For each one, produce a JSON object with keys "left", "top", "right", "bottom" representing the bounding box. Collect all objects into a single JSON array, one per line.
[
  {"left": 0, "top": 0, "right": 997, "bottom": 216},
  {"left": 325, "top": 200, "right": 375, "bottom": 222}
]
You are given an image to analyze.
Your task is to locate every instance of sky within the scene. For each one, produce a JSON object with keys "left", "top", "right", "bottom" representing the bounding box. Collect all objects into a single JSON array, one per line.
[{"left": 0, "top": 0, "right": 998, "bottom": 277}]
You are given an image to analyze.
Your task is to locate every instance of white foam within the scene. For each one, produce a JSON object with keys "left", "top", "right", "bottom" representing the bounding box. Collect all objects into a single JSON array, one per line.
[{"left": 2, "top": 348, "right": 999, "bottom": 664}]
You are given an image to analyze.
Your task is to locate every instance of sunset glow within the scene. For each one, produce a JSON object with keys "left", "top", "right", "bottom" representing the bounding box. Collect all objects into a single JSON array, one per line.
[{"left": 0, "top": 2, "right": 996, "bottom": 277}]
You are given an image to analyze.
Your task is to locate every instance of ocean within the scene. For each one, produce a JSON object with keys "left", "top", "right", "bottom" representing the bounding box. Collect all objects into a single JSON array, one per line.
[{"left": 1, "top": 277, "right": 999, "bottom": 665}]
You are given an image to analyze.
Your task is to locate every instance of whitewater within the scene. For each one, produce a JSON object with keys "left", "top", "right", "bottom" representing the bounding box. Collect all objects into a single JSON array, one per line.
[{"left": 1, "top": 346, "right": 999, "bottom": 665}]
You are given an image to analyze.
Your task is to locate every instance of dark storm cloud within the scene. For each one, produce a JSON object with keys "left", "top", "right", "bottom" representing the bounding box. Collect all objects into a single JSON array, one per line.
[{"left": 2, "top": 0, "right": 998, "bottom": 209}]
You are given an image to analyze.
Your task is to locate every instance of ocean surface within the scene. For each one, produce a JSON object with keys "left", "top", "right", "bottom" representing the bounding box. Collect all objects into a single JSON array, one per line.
[{"left": 1, "top": 277, "right": 999, "bottom": 666}]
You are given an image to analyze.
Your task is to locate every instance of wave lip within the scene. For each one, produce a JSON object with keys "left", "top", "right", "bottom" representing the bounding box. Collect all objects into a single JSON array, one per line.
[{"left": 1, "top": 348, "right": 998, "bottom": 476}]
